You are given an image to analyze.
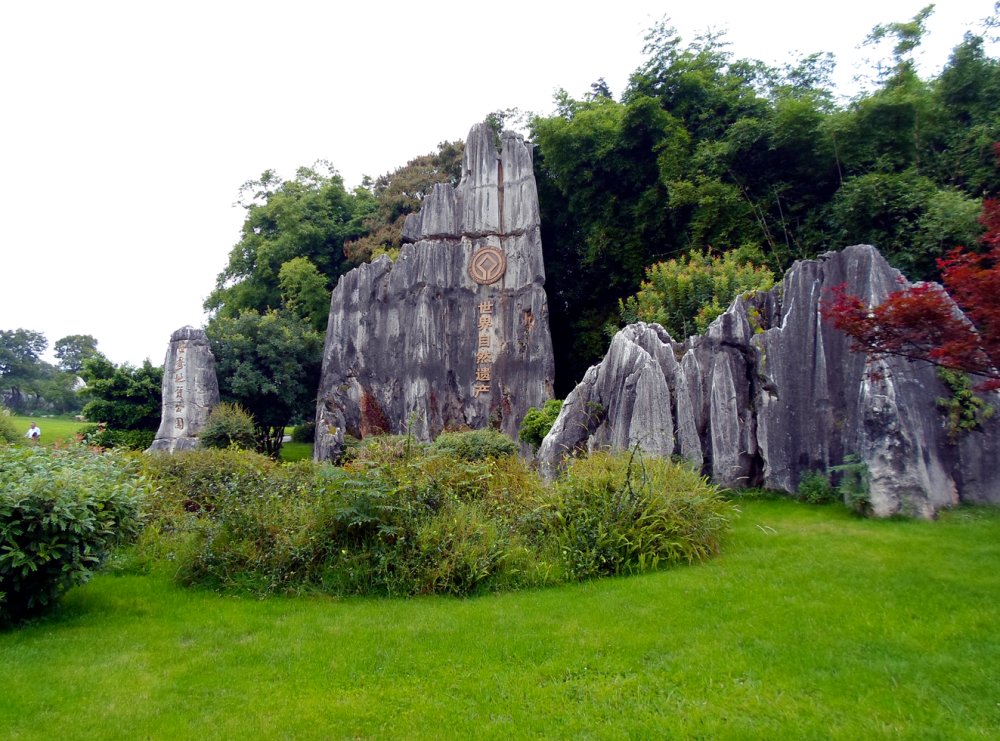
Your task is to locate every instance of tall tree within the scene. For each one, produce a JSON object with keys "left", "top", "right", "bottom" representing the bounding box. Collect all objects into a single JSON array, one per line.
[
  {"left": 206, "top": 310, "right": 323, "bottom": 457},
  {"left": 0, "top": 329, "right": 47, "bottom": 393},
  {"left": 205, "top": 162, "right": 365, "bottom": 322},
  {"left": 53, "top": 334, "right": 100, "bottom": 374}
]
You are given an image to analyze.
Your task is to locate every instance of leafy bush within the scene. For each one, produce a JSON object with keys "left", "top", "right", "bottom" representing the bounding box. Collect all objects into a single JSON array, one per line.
[
  {"left": 430, "top": 429, "right": 518, "bottom": 461},
  {"left": 797, "top": 470, "right": 837, "bottom": 504},
  {"left": 0, "top": 445, "right": 151, "bottom": 625},
  {"left": 0, "top": 407, "right": 16, "bottom": 444},
  {"left": 619, "top": 247, "right": 775, "bottom": 340},
  {"left": 518, "top": 399, "right": 563, "bottom": 452},
  {"left": 291, "top": 420, "right": 316, "bottom": 444},
  {"left": 536, "top": 452, "right": 735, "bottom": 579},
  {"left": 131, "top": 445, "right": 732, "bottom": 598},
  {"left": 199, "top": 403, "right": 257, "bottom": 450},
  {"left": 80, "top": 425, "right": 156, "bottom": 451},
  {"left": 78, "top": 427, "right": 130, "bottom": 449}
]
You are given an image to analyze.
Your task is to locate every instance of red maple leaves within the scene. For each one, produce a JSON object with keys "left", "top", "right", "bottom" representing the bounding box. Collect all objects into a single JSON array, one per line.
[{"left": 823, "top": 199, "right": 1000, "bottom": 391}]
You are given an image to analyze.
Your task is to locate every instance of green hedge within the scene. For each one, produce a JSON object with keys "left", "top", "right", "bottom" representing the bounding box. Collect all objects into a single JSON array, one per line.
[
  {"left": 0, "top": 445, "right": 152, "bottom": 625},
  {"left": 429, "top": 429, "right": 519, "bottom": 461}
]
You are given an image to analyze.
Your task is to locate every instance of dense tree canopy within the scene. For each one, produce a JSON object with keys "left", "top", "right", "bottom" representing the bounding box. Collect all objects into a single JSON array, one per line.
[
  {"left": 532, "top": 8, "right": 1000, "bottom": 393},
  {"left": 53, "top": 334, "right": 99, "bottom": 374},
  {"left": 79, "top": 356, "right": 163, "bottom": 430},
  {"left": 206, "top": 310, "right": 323, "bottom": 457}
]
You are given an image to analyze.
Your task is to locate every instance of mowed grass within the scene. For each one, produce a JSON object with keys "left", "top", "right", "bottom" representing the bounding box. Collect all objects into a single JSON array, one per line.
[
  {"left": 279, "top": 441, "right": 313, "bottom": 462},
  {"left": 8, "top": 414, "right": 90, "bottom": 445},
  {"left": 1, "top": 501, "right": 998, "bottom": 740}
]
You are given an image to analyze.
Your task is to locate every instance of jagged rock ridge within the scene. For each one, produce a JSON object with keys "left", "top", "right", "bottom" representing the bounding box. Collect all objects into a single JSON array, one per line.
[
  {"left": 538, "top": 245, "right": 1000, "bottom": 518},
  {"left": 314, "top": 123, "right": 555, "bottom": 460}
]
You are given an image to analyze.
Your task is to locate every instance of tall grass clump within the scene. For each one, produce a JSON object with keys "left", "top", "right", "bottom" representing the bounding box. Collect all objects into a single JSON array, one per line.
[
  {"left": 0, "top": 445, "right": 151, "bottom": 625},
  {"left": 134, "top": 443, "right": 733, "bottom": 599},
  {"left": 534, "top": 451, "right": 735, "bottom": 579}
]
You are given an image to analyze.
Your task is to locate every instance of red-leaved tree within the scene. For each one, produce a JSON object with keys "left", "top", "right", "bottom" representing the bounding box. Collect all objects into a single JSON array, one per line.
[{"left": 823, "top": 198, "right": 1000, "bottom": 391}]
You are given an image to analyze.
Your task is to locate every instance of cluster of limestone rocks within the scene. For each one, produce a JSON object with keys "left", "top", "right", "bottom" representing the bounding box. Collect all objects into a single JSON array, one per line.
[
  {"left": 537, "top": 244, "right": 1000, "bottom": 518},
  {"left": 145, "top": 122, "right": 999, "bottom": 519}
]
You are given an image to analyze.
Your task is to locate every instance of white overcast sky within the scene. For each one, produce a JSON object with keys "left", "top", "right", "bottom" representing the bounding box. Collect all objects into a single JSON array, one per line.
[{"left": 1, "top": 0, "right": 995, "bottom": 367}]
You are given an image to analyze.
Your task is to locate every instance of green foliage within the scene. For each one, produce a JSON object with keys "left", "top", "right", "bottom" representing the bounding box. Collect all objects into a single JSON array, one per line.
[
  {"left": 205, "top": 162, "right": 365, "bottom": 323},
  {"left": 0, "top": 445, "right": 150, "bottom": 625},
  {"left": 0, "top": 328, "right": 47, "bottom": 393},
  {"left": 518, "top": 399, "right": 563, "bottom": 452},
  {"left": 430, "top": 429, "right": 519, "bottom": 461},
  {"left": 797, "top": 469, "right": 837, "bottom": 504},
  {"left": 342, "top": 141, "right": 464, "bottom": 265},
  {"left": 206, "top": 310, "right": 323, "bottom": 458},
  {"left": 831, "top": 455, "right": 871, "bottom": 514},
  {"left": 80, "top": 426, "right": 156, "bottom": 451},
  {"left": 619, "top": 247, "right": 776, "bottom": 340},
  {"left": 531, "top": 9, "right": 1000, "bottom": 393},
  {"left": 538, "top": 451, "right": 734, "bottom": 579},
  {"left": 132, "top": 445, "right": 729, "bottom": 599},
  {"left": 0, "top": 407, "right": 16, "bottom": 443},
  {"left": 277, "top": 257, "right": 331, "bottom": 333},
  {"left": 198, "top": 403, "right": 257, "bottom": 450},
  {"left": 290, "top": 420, "right": 316, "bottom": 444},
  {"left": 79, "top": 356, "right": 162, "bottom": 431},
  {"left": 935, "top": 368, "right": 995, "bottom": 442},
  {"left": 53, "top": 335, "right": 99, "bottom": 374}
]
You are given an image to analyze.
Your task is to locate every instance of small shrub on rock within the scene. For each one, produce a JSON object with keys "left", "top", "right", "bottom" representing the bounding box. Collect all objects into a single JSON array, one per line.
[
  {"left": 518, "top": 399, "right": 563, "bottom": 452},
  {"left": 199, "top": 403, "right": 257, "bottom": 450},
  {"left": 430, "top": 429, "right": 518, "bottom": 461},
  {"left": 0, "top": 445, "right": 151, "bottom": 625}
]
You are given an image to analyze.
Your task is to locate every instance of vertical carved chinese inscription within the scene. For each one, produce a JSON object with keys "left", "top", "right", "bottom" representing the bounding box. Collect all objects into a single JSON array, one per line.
[
  {"left": 174, "top": 342, "right": 187, "bottom": 433},
  {"left": 474, "top": 300, "right": 494, "bottom": 398}
]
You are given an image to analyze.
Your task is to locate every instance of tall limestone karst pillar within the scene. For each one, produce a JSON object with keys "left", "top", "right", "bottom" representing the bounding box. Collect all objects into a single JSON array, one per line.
[
  {"left": 147, "top": 326, "right": 220, "bottom": 453},
  {"left": 314, "top": 123, "right": 555, "bottom": 460}
]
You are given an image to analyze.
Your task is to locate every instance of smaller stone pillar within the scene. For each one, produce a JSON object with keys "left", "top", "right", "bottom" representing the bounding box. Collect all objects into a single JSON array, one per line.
[{"left": 147, "top": 326, "right": 220, "bottom": 453}]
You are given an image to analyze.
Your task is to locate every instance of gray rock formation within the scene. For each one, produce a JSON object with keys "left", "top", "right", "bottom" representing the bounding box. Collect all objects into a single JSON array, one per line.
[
  {"left": 538, "top": 245, "right": 1000, "bottom": 518},
  {"left": 314, "top": 123, "right": 555, "bottom": 460},
  {"left": 147, "top": 326, "right": 220, "bottom": 453}
]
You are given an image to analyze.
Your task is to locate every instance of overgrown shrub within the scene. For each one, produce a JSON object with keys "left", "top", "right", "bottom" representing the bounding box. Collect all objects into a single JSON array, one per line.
[
  {"left": 132, "top": 444, "right": 733, "bottom": 598},
  {"left": 430, "top": 429, "right": 518, "bottom": 461},
  {"left": 797, "top": 470, "right": 837, "bottom": 504},
  {"left": 0, "top": 407, "right": 17, "bottom": 444},
  {"left": 80, "top": 425, "right": 156, "bottom": 451},
  {"left": 536, "top": 452, "right": 735, "bottom": 579},
  {"left": 0, "top": 445, "right": 151, "bottom": 625},
  {"left": 199, "top": 403, "right": 257, "bottom": 450},
  {"left": 291, "top": 420, "right": 316, "bottom": 444},
  {"left": 518, "top": 399, "right": 563, "bottom": 452}
]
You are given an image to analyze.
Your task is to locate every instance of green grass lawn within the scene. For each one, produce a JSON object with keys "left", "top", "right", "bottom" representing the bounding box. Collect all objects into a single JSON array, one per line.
[
  {"left": 279, "top": 441, "right": 313, "bottom": 462},
  {"left": 2, "top": 501, "right": 998, "bottom": 740},
  {"left": 8, "top": 413, "right": 90, "bottom": 445}
]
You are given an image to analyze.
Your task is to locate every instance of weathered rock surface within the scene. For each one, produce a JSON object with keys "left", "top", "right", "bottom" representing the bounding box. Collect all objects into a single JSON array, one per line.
[
  {"left": 147, "top": 326, "right": 220, "bottom": 453},
  {"left": 314, "top": 124, "right": 555, "bottom": 460},
  {"left": 539, "top": 245, "right": 1000, "bottom": 517}
]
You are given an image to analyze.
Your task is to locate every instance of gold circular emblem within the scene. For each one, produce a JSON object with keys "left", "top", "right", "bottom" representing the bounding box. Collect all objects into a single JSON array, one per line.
[{"left": 468, "top": 246, "right": 506, "bottom": 285}]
